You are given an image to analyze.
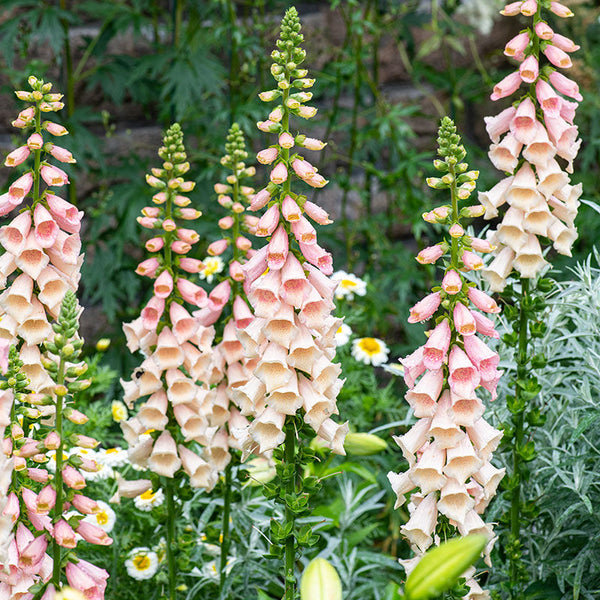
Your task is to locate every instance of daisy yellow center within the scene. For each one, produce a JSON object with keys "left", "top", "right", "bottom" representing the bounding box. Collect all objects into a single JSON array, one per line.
[
  {"left": 204, "top": 258, "right": 222, "bottom": 276},
  {"left": 112, "top": 405, "right": 126, "bottom": 420},
  {"left": 357, "top": 338, "right": 382, "bottom": 356},
  {"left": 96, "top": 511, "right": 109, "bottom": 525},
  {"left": 133, "top": 555, "right": 151, "bottom": 571},
  {"left": 340, "top": 279, "right": 358, "bottom": 289},
  {"left": 140, "top": 489, "right": 156, "bottom": 501},
  {"left": 336, "top": 326, "right": 343, "bottom": 334},
  {"left": 106, "top": 448, "right": 119, "bottom": 454}
]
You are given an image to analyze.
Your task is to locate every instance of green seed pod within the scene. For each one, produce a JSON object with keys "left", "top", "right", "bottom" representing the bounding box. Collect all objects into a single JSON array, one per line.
[
  {"left": 404, "top": 535, "right": 487, "bottom": 600},
  {"left": 300, "top": 558, "right": 342, "bottom": 600},
  {"left": 343, "top": 432, "right": 388, "bottom": 456}
]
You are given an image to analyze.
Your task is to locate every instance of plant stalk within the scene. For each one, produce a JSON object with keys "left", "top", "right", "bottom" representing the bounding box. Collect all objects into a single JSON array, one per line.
[
  {"left": 509, "top": 277, "right": 529, "bottom": 596},
  {"left": 51, "top": 356, "right": 66, "bottom": 587},
  {"left": 165, "top": 478, "right": 177, "bottom": 600},
  {"left": 219, "top": 462, "right": 232, "bottom": 592},
  {"left": 284, "top": 418, "right": 296, "bottom": 600}
]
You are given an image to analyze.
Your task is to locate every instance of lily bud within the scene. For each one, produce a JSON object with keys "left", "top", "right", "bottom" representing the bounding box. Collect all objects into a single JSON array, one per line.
[{"left": 300, "top": 558, "right": 342, "bottom": 600}]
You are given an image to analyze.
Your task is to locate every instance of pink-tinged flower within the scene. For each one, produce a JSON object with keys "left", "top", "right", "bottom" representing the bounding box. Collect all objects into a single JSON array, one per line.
[
  {"left": 520, "top": 0, "right": 537, "bottom": 16},
  {"left": 267, "top": 224, "right": 289, "bottom": 270},
  {"left": 179, "top": 258, "right": 205, "bottom": 273},
  {"left": 303, "top": 200, "right": 331, "bottom": 225},
  {"left": 536, "top": 79, "right": 563, "bottom": 117},
  {"left": 441, "top": 269, "right": 462, "bottom": 294},
  {"left": 18, "top": 529, "right": 48, "bottom": 568},
  {"left": 298, "top": 241, "right": 332, "bottom": 275},
  {"left": 44, "top": 121, "right": 69, "bottom": 136},
  {"left": 500, "top": 2, "right": 522, "bottom": 16},
  {"left": 423, "top": 319, "right": 451, "bottom": 370},
  {"left": 291, "top": 215, "right": 316, "bottom": 244},
  {"left": 250, "top": 188, "right": 271, "bottom": 211},
  {"left": 218, "top": 216, "right": 234, "bottom": 230},
  {"left": 208, "top": 279, "right": 232, "bottom": 312},
  {"left": 256, "top": 204, "right": 280, "bottom": 236},
  {"left": 291, "top": 158, "right": 316, "bottom": 180},
  {"left": 137, "top": 216, "right": 157, "bottom": 229},
  {"left": 449, "top": 224, "right": 464, "bottom": 238},
  {"left": 534, "top": 21, "right": 554, "bottom": 40},
  {"left": 66, "top": 559, "right": 109, "bottom": 600},
  {"left": 235, "top": 236, "right": 252, "bottom": 251},
  {"left": 4, "top": 145, "right": 30, "bottom": 167},
  {"left": 519, "top": 55, "right": 539, "bottom": 83},
  {"left": 544, "top": 44, "right": 572, "bottom": 69},
  {"left": 54, "top": 519, "right": 78, "bottom": 548},
  {"left": 145, "top": 237, "right": 164, "bottom": 252},
  {"left": 176, "top": 278, "right": 208, "bottom": 307},
  {"left": 461, "top": 250, "right": 484, "bottom": 271},
  {"left": 303, "top": 173, "right": 328, "bottom": 188},
  {"left": 40, "top": 164, "right": 69, "bottom": 187},
  {"left": 472, "top": 311, "right": 499, "bottom": 338},
  {"left": 408, "top": 292, "right": 442, "bottom": 323},
  {"left": 400, "top": 346, "right": 426, "bottom": 388},
  {"left": 463, "top": 335, "right": 500, "bottom": 381},
  {"left": 454, "top": 302, "right": 476, "bottom": 336},
  {"left": 46, "top": 193, "right": 83, "bottom": 233},
  {"left": 154, "top": 270, "right": 173, "bottom": 298},
  {"left": 27, "top": 133, "right": 44, "bottom": 149},
  {"left": 448, "top": 346, "right": 480, "bottom": 397},
  {"left": 491, "top": 71, "right": 522, "bottom": 101},
  {"left": 141, "top": 295, "right": 165, "bottom": 330},
  {"left": 416, "top": 245, "right": 444, "bottom": 264},
  {"left": 48, "top": 144, "right": 76, "bottom": 163},
  {"left": 8, "top": 172, "right": 34, "bottom": 201},
  {"left": 484, "top": 106, "right": 516, "bottom": 144},
  {"left": 467, "top": 287, "right": 501, "bottom": 314},
  {"left": 470, "top": 238, "right": 494, "bottom": 253},
  {"left": 405, "top": 369, "right": 444, "bottom": 417},
  {"left": 549, "top": 71, "right": 583, "bottom": 101},
  {"left": 162, "top": 218, "right": 176, "bottom": 231},
  {"left": 257, "top": 147, "right": 278, "bottom": 165},
  {"left": 550, "top": 1, "right": 573, "bottom": 18},
  {"left": 282, "top": 195, "right": 301, "bottom": 221},
  {"left": 178, "top": 208, "right": 201, "bottom": 220},
  {"left": 136, "top": 257, "right": 160, "bottom": 278},
  {"left": 279, "top": 132, "right": 294, "bottom": 148},
  {"left": 172, "top": 240, "right": 192, "bottom": 254},
  {"left": 504, "top": 32, "right": 530, "bottom": 57},
  {"left": 33, "top": 203, "right": 59, "bottom": 248},
  {"left": 206, "top": 239, "right": 229, "bottom": 256},
  {"left": 147, "top": 430, "right": 181, "bottom": 477},
  {"left": 551, "top": 33, "right": 580, "bottom": 53},
  {"left": 76, "top": 521, "right": 112, "bottom": 546},
  {"left": 71, "top": 494, "right": 100, "bottom": 514},
  {"left": 270, "top": 162, "right": 288, "bottom": 184}
]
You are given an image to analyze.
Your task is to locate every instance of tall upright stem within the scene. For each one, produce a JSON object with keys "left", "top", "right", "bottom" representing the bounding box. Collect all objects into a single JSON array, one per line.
[
  {"left": 219, "top": 462, "right": 232, "bottom": 592},
  {"left": 165, "top": 478, "right": 177, "bottom": 600},
  {"left": 59, "top": 0, "right": 77, "bottom": 206},
  {"left": 509, "top": 277, "right": 529, "bottom": 596},
  {"left": 284, "top": 418, "right": 296, "bottom": 600},
  {"left": 227, "top": 0, "right": 240, "bottom": 125},
  {"left": 51, "top": 356, "right": 66, "bottom": 587}
]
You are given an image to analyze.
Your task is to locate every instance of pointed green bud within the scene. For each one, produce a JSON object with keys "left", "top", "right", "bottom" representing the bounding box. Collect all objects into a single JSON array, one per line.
[
  {"left": 404, "top": 535, "right": 487, "bottom": 600},
  {"left": 343, "top": 432, "right": 388, "bottom": 455},
  {"left": 300, "top": 558, "right": 342, "bottom": 600}
]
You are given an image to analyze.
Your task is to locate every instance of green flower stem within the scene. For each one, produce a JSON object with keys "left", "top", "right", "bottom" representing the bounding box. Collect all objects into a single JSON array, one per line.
[
  {"left": 59, "top": 0, "right": 77, "bottom": 206},
  {"left": 219, "top": 462, "right": 232, "bottom": 592},
  {"left": 449, "top": 165, "right": 459, "bottom": 268},
  {"left": 284, "top": 417, "right": 296, "bottom": 600},
  {"left": 509, "top": 277, "right": 530, "bottom": 596},
  {"left": 33, "top": 103, "right": 41, "bottom": 205},
  {"left": 51, "top": 356, "right": 66, "bottom": 588},
  {"left": 165, "top": 478, "right": 177, "bottom": 600}
]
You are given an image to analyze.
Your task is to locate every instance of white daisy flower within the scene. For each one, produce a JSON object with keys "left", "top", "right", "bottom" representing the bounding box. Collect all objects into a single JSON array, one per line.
[
  {"left": 97, "top": 447, "right": 129, "bottom": 468},
  {"left": 83, "top": 500, "right": 116, "bottom": 533},
  {"left": 201, "top": 558, "right": 235, "bottom": 581},
  {"left": 331, "top": 271, "right": 367, "bottom": 300},
  {"left": 199, "top": 256, "right": 224, "bottom": 283},
  {"left": 382, "top": 362, "right": 405, "bottom": 377},
  {"left": 111, "top": 400, "right": 128, "bottom": 423},
  {"left": 334, "top": 323, "right": 352, "bottom": 346},
  {"left": 351, "top": 337, "right": 389, "bottom": 367},
  {"left": 45, "top": 450, "right": 69, "bottom": 472},
  {"left": 125, "top": 547, "right": 159, "bottom": 580},
  {"left": 133, "top": 488, "right": 165, "bottom": 512}
]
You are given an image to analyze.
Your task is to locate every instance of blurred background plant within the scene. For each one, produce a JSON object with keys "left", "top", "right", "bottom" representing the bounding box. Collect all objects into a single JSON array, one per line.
[{"left": 1, "top": 1, "right": 600, "bottom": 599}]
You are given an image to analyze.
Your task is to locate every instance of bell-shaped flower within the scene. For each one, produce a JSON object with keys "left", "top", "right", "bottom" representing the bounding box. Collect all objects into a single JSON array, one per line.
[
  {"left": 147, "top": 430, "right": 181, "bottom": 478},
  {"left": 400, "top": 492, "right": 438, "bottom": 553}
]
